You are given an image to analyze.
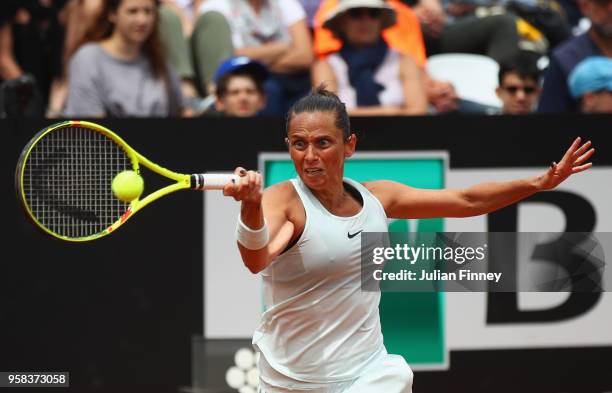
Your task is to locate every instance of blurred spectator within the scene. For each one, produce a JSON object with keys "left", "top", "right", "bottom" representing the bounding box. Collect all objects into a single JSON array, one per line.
[
  {"left": 59, "top": 0, "right": 227, "bottom": 108},
  {"left": 555, "top": 0, "right": 585, "bottom": 29},
  {"left": 58, "top": 0, "right": 104, "bottom": 117},
  {"left": 495, "top": 50, "right": 542, "bottom": 114},
  {"left": 312, "top": 0, "right": 428, "bottom": 115},
  {"left": 190, "top": 8, "right": 234, "bottom": 93},
  {"left": 0, "top": 0, "right": 69, "bottom": 117},
  {"left": 157, "top": 1, "right": 203, "bottom": 113},
  {"left": 198, "top": 0, "right": 314, "bottom": 116},
  {"left": 314, "top": 0, "right": 427, "bottom": 65},
  {"left": 538, "top": 0, "right": 612, "bottom": 113},
  {"left": 158, "top": 0, "right": 203, "bottom": 37},
  {"left": 568, "top": 56, "right": 612, "bottom": 113},
  {"left": 61, "top": 0, "right": 204, "bottom": 115},
  {"left": 314, "top": 0, "right": 460, "bottom": 113},
  {"left": 410, "top": 0, "right": 521, "bottom": 62},
  {"left": 206, "top": 56, "right": 268, "bottom": 117},
  {"left": 299, "top": 0, "right": 325, "bottom": 27},
  {"left": 504, "top": 0, "right": 572, "bottom": 50},
  {"left": 65, "top": 0, "right": 183, "bottom": 117}
]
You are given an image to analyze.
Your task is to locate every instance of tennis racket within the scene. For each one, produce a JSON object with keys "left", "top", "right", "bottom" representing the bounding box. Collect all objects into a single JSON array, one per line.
[{"left": 15, "top": 120, "right": 239, "bottom": 242}]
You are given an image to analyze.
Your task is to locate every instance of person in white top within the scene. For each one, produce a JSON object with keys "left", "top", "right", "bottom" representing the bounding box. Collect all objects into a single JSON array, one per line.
[
  {"left": 312, "top": 0, "right": 428, "bottom": 116},
  {"left": 223, "top": 87, "right": 595, "bottom": 392},
  {"left": 199, "top": 0, "right": 314, "bottom": 115}
]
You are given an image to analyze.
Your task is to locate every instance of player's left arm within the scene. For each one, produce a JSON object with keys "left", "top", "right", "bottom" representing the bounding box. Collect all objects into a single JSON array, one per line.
[{"left": 366, "top": 137, "right": 594, "bottom": 219}]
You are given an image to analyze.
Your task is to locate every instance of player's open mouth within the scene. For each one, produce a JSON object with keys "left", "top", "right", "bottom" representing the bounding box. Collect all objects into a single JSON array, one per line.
[{"left": 304, "top": 168, "right": 323, "bottom": 176}]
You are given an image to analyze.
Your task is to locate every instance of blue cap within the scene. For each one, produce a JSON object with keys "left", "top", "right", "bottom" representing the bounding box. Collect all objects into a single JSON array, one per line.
[
  {"left": 568, "top": 56, "right": 612, "bottom": 98},
  {"left": 213, "top": 56, "right": 269, "bottom": 84}
]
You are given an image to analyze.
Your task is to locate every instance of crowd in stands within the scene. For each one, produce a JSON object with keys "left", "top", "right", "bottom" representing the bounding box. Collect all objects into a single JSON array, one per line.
[{"left": 1, "top": 0, "right": 611, "bottom": 118}]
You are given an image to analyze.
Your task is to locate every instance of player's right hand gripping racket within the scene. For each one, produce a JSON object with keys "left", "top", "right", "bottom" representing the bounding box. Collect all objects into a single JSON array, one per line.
[{"left": 15, "top": 120, "right": 239, "bottom": 242}]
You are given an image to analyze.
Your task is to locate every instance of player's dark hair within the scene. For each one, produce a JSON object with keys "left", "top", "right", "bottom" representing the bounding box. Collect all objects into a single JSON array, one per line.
[
  {"left": 498, "top": 51, "right": 542, "bottom": 85},
  {"left": 216, "top": 71, "right": 265, "bottom": 99},
  {"left": 286, "top": 85, "right": 351, "bottom": 140}
]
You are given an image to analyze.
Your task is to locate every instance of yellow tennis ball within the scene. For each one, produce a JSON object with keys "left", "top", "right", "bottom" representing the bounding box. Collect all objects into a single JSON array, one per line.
[{"left": 112, "top": 170, "right": 144, "bottom": 202}]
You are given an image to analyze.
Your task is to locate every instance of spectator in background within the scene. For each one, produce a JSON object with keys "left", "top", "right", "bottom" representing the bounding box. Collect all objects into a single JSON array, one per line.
[
  {"left": 538, "top": 0, "right": 612, "bottom": 113},
  {"left": 65, "top": 0, "right": 183, "bottom": 117},
  {"left": 0, "top": 0, "right": 69, "bottom": 117},
  {"left": 569, "top": 56, "right": 612, "bottom": 113},
  {"left": 188, "top": 5, "right": 234, "bottom": 94},
  {"left": 298, "top": 0, "right": 325, "bottom": 27},
  {"left": 198, "top": 0, "right": 314, "bottom": 116},
  {"left": 158, "top": 0, "right": 202, "bottom": 37},
  {"left": 157, "top": 0, "right": 205, "bottom": 114},
  {"left": 207, "top": 56, "right": 268, "bottom": 117},
  {"left": 58, "top": 0, "right": 105, "bottom": 117},
  {"left": 314, "top": 0, "right": 460, "bottom": 113},
  {"left": 408, "top": 0, "right": 522, "bottom": 62},
  {"left": 495, "top": 50, "right": 542, "bottom": 114},
  {"left": 312, "top": 0, "right": 427, "bottom": 115},
  {"left": 60, "top": 0, "right": 207, "bottom": 116}
]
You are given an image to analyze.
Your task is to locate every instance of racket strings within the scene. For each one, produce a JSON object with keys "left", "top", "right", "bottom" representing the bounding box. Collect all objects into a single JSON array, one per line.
[{"left": 22, "top": 125, "right": 131, "bottom": 238}]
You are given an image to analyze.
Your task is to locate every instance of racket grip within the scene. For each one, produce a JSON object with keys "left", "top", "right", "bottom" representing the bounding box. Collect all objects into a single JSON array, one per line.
[{"left": 191, "top": 173, "right": 240, "bottom": 190}]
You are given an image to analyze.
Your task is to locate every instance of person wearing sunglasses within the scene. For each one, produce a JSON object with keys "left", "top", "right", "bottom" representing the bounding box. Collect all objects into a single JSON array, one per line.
[
  {"left": 495, "top": 51, "right": 542, "bottom": 114},
  {"left": 312, "top": 0, "right": 428, "bottom": 115}
]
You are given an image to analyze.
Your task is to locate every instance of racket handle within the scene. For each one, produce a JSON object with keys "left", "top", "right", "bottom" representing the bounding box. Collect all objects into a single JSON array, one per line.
[{"left": 191, "top": 173, "right": 241, "bottom": 190}]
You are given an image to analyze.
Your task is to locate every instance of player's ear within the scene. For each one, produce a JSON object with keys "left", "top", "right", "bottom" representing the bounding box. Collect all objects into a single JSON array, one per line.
[{"left": 345, "top": 133, "right": 356, "bottom": 158}]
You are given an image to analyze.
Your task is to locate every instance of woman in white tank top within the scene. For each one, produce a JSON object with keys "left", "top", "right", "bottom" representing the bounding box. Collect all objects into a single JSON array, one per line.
[{"left": 223, "top": 87, "right": 594, "bottom": 392}]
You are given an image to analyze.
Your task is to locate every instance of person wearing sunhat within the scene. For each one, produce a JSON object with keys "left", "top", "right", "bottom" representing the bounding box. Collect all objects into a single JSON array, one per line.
[
  {"left": 206, "top": 56, "right": 269, "bottom": 117},
  {"left": 311, "top": 0, "right": 428, "bottom": 115},
  {"left": 568, "top": 56, "right": 612, "bottom": 113}
]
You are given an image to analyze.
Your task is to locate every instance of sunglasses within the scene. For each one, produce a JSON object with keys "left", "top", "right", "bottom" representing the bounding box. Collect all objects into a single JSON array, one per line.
[
  {"left": 347, "top": 8, "right": 383, "bottom": 19},
  {"left": 502, "top": 85, "right": 538, "bottom": 95}
]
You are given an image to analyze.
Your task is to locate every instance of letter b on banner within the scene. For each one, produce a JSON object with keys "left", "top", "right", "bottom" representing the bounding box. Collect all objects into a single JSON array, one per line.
[{"left": 487, "top": 191, "right": 601, "bottom": 323}]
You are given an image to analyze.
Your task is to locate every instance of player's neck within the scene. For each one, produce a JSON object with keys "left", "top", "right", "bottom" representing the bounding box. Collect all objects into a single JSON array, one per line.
[{"left": 311, "top": 183, "right": 361, "bottom": 216}]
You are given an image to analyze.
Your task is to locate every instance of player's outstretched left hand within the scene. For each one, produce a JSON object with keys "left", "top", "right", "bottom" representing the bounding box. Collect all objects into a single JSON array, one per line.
[{"left": 538, "top": 137, "right": 595, "bottom": 190}]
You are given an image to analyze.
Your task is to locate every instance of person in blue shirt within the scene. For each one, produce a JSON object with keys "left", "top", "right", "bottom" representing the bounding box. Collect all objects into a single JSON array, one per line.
[{"left": 538, "top": 0, "right": 612, "bottom": 113}]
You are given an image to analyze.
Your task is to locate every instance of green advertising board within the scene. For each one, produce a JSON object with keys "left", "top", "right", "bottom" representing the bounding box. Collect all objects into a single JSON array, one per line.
[{"left": 259, "top": 152, "right": 448, "bottom": 370}]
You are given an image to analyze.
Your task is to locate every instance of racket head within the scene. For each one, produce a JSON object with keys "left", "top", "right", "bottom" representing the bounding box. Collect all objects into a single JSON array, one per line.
[{"left": 16, "top": 120, "right": 144, "bottom": 241}]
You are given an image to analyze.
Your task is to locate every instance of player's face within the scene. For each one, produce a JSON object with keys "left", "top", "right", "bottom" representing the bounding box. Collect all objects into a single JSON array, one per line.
[
  {"left": 287, "top": 111, "right": 355, "bottom": 191},
  {"left": 216, "top": 76, "right": 266, "bottom": 117},
  {"left": 339, "top": 8, "right": 384, "bottom": 46},
  {"left": 496, "top": 73, "right": 540, "bottom": 114},
  {"left": 110, "top": 0, "right": 156, "bottom": 46}
]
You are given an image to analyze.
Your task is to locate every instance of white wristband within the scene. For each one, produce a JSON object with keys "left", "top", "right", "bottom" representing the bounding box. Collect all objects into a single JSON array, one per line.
[{"left": 236, "top": 215, "right": 269, "bottom": 250}]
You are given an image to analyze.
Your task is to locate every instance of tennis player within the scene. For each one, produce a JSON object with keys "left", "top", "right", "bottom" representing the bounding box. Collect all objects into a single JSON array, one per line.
[{"left": 223, "top": 87, "right": 594, "bottom": 393}]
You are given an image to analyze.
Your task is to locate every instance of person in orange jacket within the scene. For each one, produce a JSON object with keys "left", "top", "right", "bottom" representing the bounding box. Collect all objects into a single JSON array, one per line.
[{"left": 313, "top": 0, "right": 460, "bottom": 113}]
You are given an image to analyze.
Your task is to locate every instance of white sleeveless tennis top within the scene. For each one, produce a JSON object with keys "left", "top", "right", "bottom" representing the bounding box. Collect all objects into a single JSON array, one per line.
[
  {"left": 326, "top": 49, "right": 404, "bottom": 110},
  {"left": 253, "top": 177, "right": 389, "bottom": 385}
]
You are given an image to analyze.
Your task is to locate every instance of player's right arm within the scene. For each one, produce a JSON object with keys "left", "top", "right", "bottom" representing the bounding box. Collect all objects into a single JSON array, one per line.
[{"left": 224, "top": 168, "right": 295, "bottom": 274}]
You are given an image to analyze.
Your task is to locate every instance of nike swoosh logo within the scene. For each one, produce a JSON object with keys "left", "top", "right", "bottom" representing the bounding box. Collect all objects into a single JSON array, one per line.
[{"left": 348, "top": 230, "right": 363, "bottom": 239}]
